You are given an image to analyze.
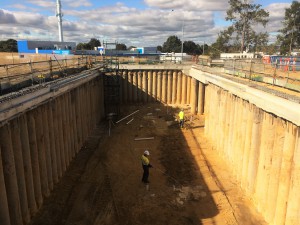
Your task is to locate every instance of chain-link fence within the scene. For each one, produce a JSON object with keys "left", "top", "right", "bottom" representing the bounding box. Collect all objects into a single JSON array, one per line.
[
  {"left": 223, "top": 59, "right": 300, "bottom": 80},
  {"left": 197, "top": 58, "right": 300, "bottom": 92},
  {"left": 116, "top": 55, "right": 193, "bottom": 65}
]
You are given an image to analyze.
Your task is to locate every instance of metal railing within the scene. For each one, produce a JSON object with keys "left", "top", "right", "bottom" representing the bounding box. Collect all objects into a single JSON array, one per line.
[
  {"left": 0, "top": 55, "right": 102, "bottom": 95},
  {"left": 197, "top": 58, "right": 300, "bottom": 92},
  {"left": 223, "top": 59, "right": 300, "bottom": 81},
  {"left": 116, "top": 55, "right": 193, "bottom": 65}
]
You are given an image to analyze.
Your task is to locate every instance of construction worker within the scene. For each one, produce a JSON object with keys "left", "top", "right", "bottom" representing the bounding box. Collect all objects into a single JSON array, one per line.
[
  {"left": 178, "top": 109, "right": 184, "bottom": 128},
  {"left": 141, "top": 150, "right": 152, "bottom": 184}
]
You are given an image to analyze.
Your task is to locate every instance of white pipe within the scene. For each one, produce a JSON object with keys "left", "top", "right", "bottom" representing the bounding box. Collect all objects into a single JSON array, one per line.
[
  {"left": 116, "top": 110, "right": 139, "bottom": 124},
  {"left": 126, "top": 118, "right": 134, "bottom": 125},
  {"left": 56, "top": 0, "right": 63, "bottom": 42},
  {"left": 134, "top": 137, "right": 154, "bottom": 141}
]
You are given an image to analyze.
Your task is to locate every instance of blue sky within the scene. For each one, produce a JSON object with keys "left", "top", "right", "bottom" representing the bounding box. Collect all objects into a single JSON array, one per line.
[{"left": 0, "top": 0, "right": 295, "bottom": 46}]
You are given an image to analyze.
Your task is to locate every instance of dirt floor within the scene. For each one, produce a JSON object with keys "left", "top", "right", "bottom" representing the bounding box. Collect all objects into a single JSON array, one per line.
[{"left": 29, "top": 103, "right": 267, "bottom": 225}]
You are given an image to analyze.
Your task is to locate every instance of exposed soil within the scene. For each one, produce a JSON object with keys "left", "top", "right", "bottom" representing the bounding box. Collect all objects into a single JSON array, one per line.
[{"left": 30, "top": 103, "right": 267, "bottom": 225}]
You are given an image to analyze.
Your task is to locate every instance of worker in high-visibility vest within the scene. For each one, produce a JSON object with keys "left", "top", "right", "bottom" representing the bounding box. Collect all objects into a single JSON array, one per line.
[
  {"left": 178, "top": 109, "right": 185, "bottom": 128},
  {"left": 141, "top": 150, "right": 152, "bottom": 184}
]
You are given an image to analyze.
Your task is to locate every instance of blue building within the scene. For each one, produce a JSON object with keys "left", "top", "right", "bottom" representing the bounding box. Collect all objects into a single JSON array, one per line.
[{"left": 17, "top": 40, "right": 76, "bottom": 55}]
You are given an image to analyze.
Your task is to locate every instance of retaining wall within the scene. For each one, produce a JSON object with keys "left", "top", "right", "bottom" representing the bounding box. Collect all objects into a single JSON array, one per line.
[
  {"left": 191, "top": 68, "right": 300, "bottom": 225},
  {"left": 119, "top": 69, "right": 205, "bottom": 115},
  {"left": 0, "top": 74, "right": 104, "bottom": 225},
  {"left": 0, "top": 67, "right": 200, "bottom": 225},
  {"left": 1, "top": 65, "right": 300, "bottom": 225}
]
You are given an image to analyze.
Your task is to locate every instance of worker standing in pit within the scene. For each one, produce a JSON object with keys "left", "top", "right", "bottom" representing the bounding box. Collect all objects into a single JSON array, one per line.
[
  {"left": 178, "top": 109, "right": 184, "bottom": 128},
  {"left": 141, "top": 150, "right": 152, "bottom": 184}
]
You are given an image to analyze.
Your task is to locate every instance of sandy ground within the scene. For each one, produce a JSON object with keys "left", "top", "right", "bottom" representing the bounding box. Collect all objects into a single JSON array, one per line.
[{"left": 29, "top": 103, "right": 267, "bottom": 225}]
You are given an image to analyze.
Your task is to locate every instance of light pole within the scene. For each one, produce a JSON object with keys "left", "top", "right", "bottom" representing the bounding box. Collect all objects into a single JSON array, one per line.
[
  {"left": 289, "top": 14, "right": 296, "bottom": 56},
  {"left": 171, "top": 10, "right": 185, "bottom": 62},
  {"left": 181, "top": 19, "right": 184, "bottom": 62},
  {"left": 197, "top": 40, "right": 205, "bottom": 55}
]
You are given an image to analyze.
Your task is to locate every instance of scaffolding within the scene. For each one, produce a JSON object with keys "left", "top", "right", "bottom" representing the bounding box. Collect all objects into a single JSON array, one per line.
[
  {"left": 102, "top": 40, "right": 121, "bottom": 118},
  {"left": 102, "top": 40, "right": 119, "bottom": 75}
]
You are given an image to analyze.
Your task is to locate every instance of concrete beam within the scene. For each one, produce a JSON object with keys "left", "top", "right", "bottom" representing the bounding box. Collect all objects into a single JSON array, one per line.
[
  {"left": 19, "top": 114, "right": 37, "bottom": 215},
  {"left": 190, "top": 68, "right": 300, "bottom": 126},
  {"left": 147, "top": 71, "right": 152, "bottom": 102},
  {"left": 47, "top": 101, "right": 58, "bottom": 184},
  {"left": 152, "top": 71, "right": 157, "bottom": 101},
  {"left": 11, "top": 118, "right": 30, "bottom": 224},
  {"left": 285, "top": 127, "right": 300, "bottom": 225},
  {"left": 123, "top": 70, "right": 128, "bottom": 103},
  {"left": 274, "top": 122, "right": 297, "bottom": 225},
  {"left": 34, "top": 107, "right": 50, "bottom": 198},
  {"left": 0, "top": 123, "right": 23, "bottom": 225},
  {"left": 0, "top": 146, "right": 11, "bottom": 225},
  {"left": 0, "top": 71, "right": 99, "bottom": 124},
  {"left": 128, "top": 72, "right": 133, "bottom": 102},
  {"left": 167, "top": 71, "right": 172, "bottom": 104},
  {"left": 176, "top": 72, "right": 182, "bottom": 105},
  {"left": 119, "top": 64, "right": 192, "bottom": 71},
  {"left": 172, "top": 71, "right": 177, "bottom": 104},
  {"left": 157, "top": 71, "right": 162, "bottom": 102},
  {"left": 162, "top": 71, "right": 167, "bottom": 104},
  {"left": 265, "top": 117, "right": 285, "bottom": 223},
  {"left": 142, "top": 71, "right": 148, "bottom": 103},
  {"left": 191, "top": 78, "right": 197, "bottom": 115},
  {"left": 138, "top": 71, "right": 142, "bottom": 102},
  {"left": 27, "top": 111, "right": 43, "bottom": 208}
]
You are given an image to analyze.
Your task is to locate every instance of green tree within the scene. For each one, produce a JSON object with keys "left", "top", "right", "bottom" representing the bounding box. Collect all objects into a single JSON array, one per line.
[
  {"left": 263, "top": 43, "right": 280, "bottom": 55},
  {"left": 76, "top": 42, "right": 91, "bottom": 50},
  {"left": 88, "top": 38, "right": 101, "bottom": 49},
  {"left": 250, "top": 32, "right": 269, "bottom": 53},
  {"left": 210, "top": 27, "right": 239, "bottom": 57},
  {"left": 157, "top": 45, "right": 162, "bottom": 52},
  {"left": 212, "top": 27, "right": 234, "bottom": 54},
  {"left": 226, "top": 0, "right": 269, "bottom": 52},
  {"left": 0, "top": 39, "right": 17, "bottom": 52},
  {"left": 116, "top": 43, "right": 127, "bottom": 50},
  {"left": 162, "top": 35, "right": 181, "bottom": 53},
  {"left": 277, "top": 1, "right": 300, "bottom": 55},
  {"left": 183, "top": 41, "right": 202, "bottom": 55},
  {"left": 76, "top": 43, "right": 84, "bottom": 50}
]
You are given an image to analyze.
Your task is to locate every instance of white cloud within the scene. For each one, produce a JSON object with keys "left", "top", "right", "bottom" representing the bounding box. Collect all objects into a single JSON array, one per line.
[
  {"left": 14, "top": 11, "right": 47, "bottom": 27},
  {"left": 144, "top": 0, "right": 228, "bottom": 11},
  {"left": 265, "top": 3, "right": 290, "bottom": 33},
  {"left": 60, "top": 4, "right": 216, "bottom": 45},
  {"left": 26, "top": 0, "right": 55, "bottom": 8},
  {"left": 64, "top": 0, "right": 92, "bottom": 8},
  {"left": 25, "top": 0, "right": 92, "bottom": 9},
  {"left": 0, "top": 9, "right": 17, "bottom": 24},
  {"left": 0, "top": 1, "right": 293, "bottom": 47},
  {"left": 9, "top": 4, "right": 28, "bottom": 10}
]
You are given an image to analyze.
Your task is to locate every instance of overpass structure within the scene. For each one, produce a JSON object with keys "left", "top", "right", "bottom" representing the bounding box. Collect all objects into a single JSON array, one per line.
[{"left": 0, "top": 62, "right": 299, "bottom": 225}]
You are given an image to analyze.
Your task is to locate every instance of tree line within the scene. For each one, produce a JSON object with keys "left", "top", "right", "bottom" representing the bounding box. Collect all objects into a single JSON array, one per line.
[
  {"left": 210, "top": 0, "right": 300, "bottom": 57},
  {"left": 0, "top": 39, "right": 18, "bottom": 52},
  {"left": 76, "top": 38, "right": 128, "bottom": 51},
  {"left": 160, "top": 0, "right": 299, "bottom": 57},
  {"left": 0, "top": 1, "right": 298, "bottom": 57}
]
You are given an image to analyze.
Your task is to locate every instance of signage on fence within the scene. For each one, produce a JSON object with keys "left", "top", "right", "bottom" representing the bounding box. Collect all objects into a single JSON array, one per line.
[{"left": 52, "top": 50, "right": 71, "bottom": 55}]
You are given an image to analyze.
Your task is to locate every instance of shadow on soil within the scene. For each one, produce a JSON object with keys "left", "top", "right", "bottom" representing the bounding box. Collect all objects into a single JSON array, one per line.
[{"left": 29, "top": 102, "right": 219, "bottom": 225}]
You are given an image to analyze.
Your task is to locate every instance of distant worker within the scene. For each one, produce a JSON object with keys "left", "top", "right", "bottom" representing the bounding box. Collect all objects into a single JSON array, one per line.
[
  {"left": 141, "top": 150, "right": 153, "bottom": 184},
  {"left": 178, "top": 109, "right": 185, "bottom": 128}
]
